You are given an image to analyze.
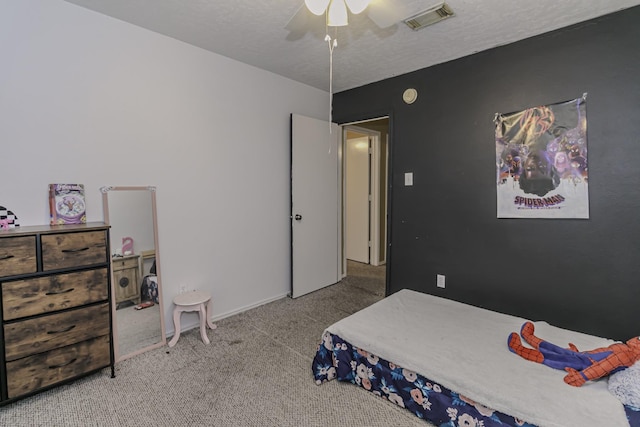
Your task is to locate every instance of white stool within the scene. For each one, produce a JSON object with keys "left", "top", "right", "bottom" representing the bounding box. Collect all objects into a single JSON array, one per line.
[{"left": 168, "top": 290, "right": 217, "bottom": 347}]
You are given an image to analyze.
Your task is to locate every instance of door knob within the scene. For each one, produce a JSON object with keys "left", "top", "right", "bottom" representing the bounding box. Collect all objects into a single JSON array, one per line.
[{"left": 294, "top": 214, "right": 302, "bottom": 221}]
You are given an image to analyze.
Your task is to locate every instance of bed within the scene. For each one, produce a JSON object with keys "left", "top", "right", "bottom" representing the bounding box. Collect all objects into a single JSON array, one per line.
[{"left": 312, "top": 289, "right": 640, "bottom": 427}]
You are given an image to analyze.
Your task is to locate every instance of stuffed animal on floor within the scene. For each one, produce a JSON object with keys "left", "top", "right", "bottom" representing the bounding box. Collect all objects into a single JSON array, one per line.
[{"left": 507, "top": 321, "right": 640, "bottom": 387}]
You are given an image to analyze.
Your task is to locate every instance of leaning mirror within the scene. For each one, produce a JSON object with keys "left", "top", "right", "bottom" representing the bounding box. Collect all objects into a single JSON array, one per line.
[{"left": 101, "top": 186, "right": 166, "bottom": 361}]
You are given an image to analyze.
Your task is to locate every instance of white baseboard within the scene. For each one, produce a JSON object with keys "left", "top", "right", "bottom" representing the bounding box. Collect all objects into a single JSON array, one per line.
[
  {"left": 167, "top": 292, "right": 290, "bottom": 337},
  {"left": 209, "top": 292, "right": 289, "bottom": 322}
]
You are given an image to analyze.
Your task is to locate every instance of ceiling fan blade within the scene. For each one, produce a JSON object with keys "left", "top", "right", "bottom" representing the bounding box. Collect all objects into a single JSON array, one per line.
[
  {"left": 366, "top": 0, "right": 410, "bottom": 28},
  {"left": 305, "top": 0, "right": 331, "bottom": 15}
]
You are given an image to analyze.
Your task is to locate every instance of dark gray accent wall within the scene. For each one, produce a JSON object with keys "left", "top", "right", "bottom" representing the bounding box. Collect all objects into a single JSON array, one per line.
[{"left": 333, "top": 6, "right": 640, "bottom": 341}]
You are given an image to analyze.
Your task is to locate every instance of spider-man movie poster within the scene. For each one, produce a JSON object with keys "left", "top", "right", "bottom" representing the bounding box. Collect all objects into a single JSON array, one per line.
[{"left": 495, "top": 94, "right": 589, "bottom": 219}]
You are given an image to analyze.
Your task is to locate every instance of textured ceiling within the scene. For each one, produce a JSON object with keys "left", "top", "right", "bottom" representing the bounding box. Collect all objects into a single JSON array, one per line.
[{"left": 63, "top": 0, "right": 640, "bottom": 93}]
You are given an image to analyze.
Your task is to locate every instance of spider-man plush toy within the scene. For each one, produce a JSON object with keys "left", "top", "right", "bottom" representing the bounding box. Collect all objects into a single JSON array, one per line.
[{"left": 508, "top": 322, "right": 640, "bottom": 386}]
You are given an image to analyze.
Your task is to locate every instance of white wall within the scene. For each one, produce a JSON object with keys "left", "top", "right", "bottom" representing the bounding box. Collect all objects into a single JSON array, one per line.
[{"left": 0, "top": 0, "right": 329, "bottom": 334}]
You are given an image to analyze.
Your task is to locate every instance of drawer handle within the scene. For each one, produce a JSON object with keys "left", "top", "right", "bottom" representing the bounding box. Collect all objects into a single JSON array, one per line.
[
  {"left": 49, "top": 358, "right": 77, "bottom": 369},
  {"left": 0, "top": 254, "right": 15, "bottom": 260},
  {"left": 47, "top": 325, "right": 76, "bottom": 334},
  {"left": 45, "top": 288, "right": 75, "bottom": 296},
  {"left": 62, "top": 247, "right": 90, "bottom": 253}
]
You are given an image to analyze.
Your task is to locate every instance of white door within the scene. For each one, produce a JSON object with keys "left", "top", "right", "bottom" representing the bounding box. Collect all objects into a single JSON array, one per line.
[
  {"left": 345, "top": 136, "right": 370, "bottom": 263},
  {"left": 290, "top": 114, "right": 340, "bottom": 298}
]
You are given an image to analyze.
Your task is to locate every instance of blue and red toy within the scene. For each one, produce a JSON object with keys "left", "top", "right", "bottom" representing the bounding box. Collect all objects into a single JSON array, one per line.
[{"left": 508, "top": 321, "right": 640, "bottom": 387}]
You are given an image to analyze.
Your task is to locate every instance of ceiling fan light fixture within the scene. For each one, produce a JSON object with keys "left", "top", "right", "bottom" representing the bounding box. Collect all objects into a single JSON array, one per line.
[
  {"left": 305, "top": 0, "right": 331, "bottom": 16},
  {"left": 327, "top": 0, "right": 349, "bottom": 26},
  {"left": 344, "top": 0, "right": 370, "bottom": 15}
]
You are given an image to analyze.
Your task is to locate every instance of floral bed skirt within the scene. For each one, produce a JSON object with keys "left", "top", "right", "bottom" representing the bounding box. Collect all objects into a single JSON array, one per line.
[{"left": 313, "top": 331, "right": 640, "bottom": 427}]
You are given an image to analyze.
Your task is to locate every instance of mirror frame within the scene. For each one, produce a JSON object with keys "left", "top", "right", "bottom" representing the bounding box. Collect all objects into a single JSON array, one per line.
[{"left": 101, "top": 185, "right": 166, "bottom": 361}]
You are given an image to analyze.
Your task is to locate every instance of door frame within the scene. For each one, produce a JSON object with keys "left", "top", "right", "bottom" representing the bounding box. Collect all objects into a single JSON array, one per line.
[
  {"left": 343, "top": 132, "right": 372, "bottom": 264},
  {"left": 341, "top": 118, "right": 388, "bottom": 275}
]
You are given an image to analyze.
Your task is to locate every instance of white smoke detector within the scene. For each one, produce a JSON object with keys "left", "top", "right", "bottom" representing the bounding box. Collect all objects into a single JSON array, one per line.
[{"left": 403, "top": 88, "right": 418, "bottom": 104}]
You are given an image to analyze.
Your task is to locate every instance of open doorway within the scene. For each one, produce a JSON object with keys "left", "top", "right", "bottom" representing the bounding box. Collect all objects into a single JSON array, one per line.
[
  {"left": 289, "top": 113, "right": 389, "bottom": 299},
  {"left": 341, "top": 117, "right": 389, "bottom": 281}
]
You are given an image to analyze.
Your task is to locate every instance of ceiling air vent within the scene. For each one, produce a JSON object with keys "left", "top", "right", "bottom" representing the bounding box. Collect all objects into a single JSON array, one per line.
[{"left": 403, "top": 3, "right": 454, "bottom": 31}]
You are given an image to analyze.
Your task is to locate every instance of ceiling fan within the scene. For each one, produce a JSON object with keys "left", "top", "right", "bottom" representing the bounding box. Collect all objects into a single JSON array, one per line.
[{"left": 285, "top": 0, "right": 412, "bottom": 35}]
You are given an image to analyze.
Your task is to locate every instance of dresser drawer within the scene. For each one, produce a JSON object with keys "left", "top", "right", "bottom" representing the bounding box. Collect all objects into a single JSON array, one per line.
[
  {"left": 2, "top": 268, "right": 109, "bottom": 321},
  {"left": 0, "top": 235, "right": 37, "bottom": 278},
  {"left": 6, "top": 334, "right": 110, "bottom": 399},
  {"left": 41, "top": 230, "right": 107, "bottom": 270},
  {"left": 3, "top": 303, "right": 110, "bottom": 362},
  {"left": 112, "top": 256, "right": 139, "bottom": 271}
]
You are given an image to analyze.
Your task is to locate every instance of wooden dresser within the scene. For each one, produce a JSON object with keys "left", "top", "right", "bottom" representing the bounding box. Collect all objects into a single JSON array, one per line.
[{"left": 0, "top": 223, "right": 114, "bottom": 404}]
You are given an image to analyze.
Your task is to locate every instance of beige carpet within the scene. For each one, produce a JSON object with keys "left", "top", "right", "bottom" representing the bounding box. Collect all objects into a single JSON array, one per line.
[
  {"left": 0, "top": 261, "right": 433, "bottom": 427},
  {"left": 116, "top": 303, "right": 163, "bottom": 357}
]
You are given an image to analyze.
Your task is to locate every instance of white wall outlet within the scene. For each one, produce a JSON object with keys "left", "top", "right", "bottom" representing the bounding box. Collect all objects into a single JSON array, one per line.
[
  {"left": 179, "top": 284, "right": 187, "bottom": 294},
  {"left": 437, "top": 274, "right": 446, "bottom": 288}
]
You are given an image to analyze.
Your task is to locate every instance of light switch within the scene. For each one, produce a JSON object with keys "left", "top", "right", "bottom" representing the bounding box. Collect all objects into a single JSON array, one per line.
[{"left": 404, "top": 172, "right": 413, "bottom": 186}]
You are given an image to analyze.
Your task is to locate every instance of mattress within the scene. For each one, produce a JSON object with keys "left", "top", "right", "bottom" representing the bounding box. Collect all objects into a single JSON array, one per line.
[{"left": 313, "top": 289, "right": 636, "bottom": 427}]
